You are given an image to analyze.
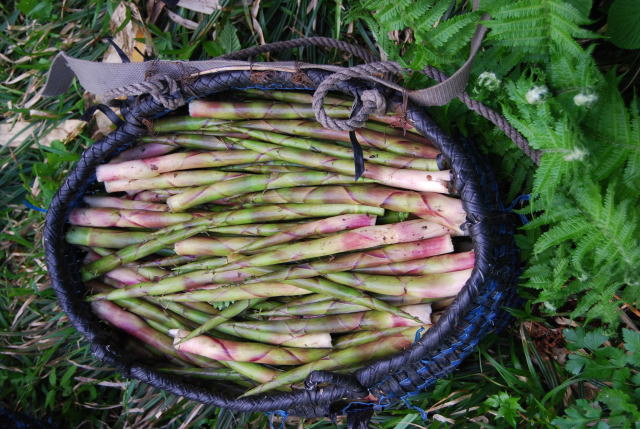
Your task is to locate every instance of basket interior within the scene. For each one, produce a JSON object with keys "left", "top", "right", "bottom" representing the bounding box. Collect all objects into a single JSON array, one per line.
[{"left": 45, "top": 69, "right": 519, "bottom": 416}]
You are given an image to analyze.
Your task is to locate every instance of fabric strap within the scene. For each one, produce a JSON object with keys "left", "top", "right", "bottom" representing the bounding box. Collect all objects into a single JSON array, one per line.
[
  {"left": 41, "top": 53, "right": 295, "bottom": 98},
  {"left": 42, "top": 3, "right": 489, "bottom": 108}
]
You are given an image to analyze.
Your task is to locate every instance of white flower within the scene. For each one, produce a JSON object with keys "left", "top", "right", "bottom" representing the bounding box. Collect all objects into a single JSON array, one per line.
[
  {"left": 543, "top": 301, "right": 557, "bottom": 312},
  {"left": 477, "top": 71, "right": 501, "bottom": 91},
  {"left": 573, "top": 93, "right": 598, "bottom": 107},
  {"left": 564, "top": 147, "right": 588, "bottom": 162},
  {"left": 525, "top": 86, "right": 549, "bottom": 104}
]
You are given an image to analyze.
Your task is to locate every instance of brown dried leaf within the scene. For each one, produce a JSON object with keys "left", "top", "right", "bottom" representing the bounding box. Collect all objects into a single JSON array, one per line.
[
  {"left": 166, "top": 9, "right": 199, "bottom": 30},
  {"left": 553, "top": 317, "right": 579, "bottom": 327},
  {"left": 178, "top": 0, "right": 220, "bottom": 14},
  {"left": 146, "top": 0, "right": 166, "bottom": 24},
  {"left": 91, "top": 106, "right": 121, "bottom": 140},
  {"left": 523, "top": 321, "right": 568, "bottom": 364},
  {"left": 87, "top": 2, "right": 152, "bottom": 136},
  {"left": 0, "top": 120, "right": 86, "bottom": 148},
  {"left": 4, "top": 71, "right": 36, "bottom": 85},
  {"left": 103, "top": 2, "right": 154, "bottom": 64},
  {"left": 251, "top": 0, "right": 266, "bottom": 46}
]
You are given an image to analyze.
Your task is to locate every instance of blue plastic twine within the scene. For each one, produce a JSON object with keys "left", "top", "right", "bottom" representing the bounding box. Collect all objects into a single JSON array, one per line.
[
  {"left": 23, "top": 200, "right": 47, "bottom": 213},
  {"left": 401, "top": 397, "right": 429, "bottom": 420},
  {"left": 266, "top": 409, "right": 288, "bottom": 429},
  {"left": 504, "top": 193, "right": 530, "bottom": 225}
]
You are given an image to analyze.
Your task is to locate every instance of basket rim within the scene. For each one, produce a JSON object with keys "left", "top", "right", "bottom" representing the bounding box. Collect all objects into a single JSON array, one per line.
[{"left": 44, "top": 68, "right": 519, "bottom": 418}]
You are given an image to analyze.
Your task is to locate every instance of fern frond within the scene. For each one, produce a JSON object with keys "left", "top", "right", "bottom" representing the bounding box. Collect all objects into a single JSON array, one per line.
[
  {"left": 569, "top": 181, "right": 639, "bottom": 266},
  {"left": 622, "top": 97, "right": 640, "bottom": 188},
  {"left": 521, "top": 195, "right": 580, "bottom": 230},
  {"left": 571, "top": 233, "right": 600, "bottom": 271},
  {"left": 570, "top": 278, "right": 623, "bottom": 325},
  {"left": 370, "top": 0, "right": 416, "bottom": 31},
  {"left": 585, "top": 79, "right": 634, "bottom": 183},
  {"left": 421, "top": 1, "right": 450, "bottom": 29},
  {"left": 532, "top": 152, "right": 566, "bottom": 196},
  {"left": 417, "top": 12, "right": 480, "bottom": 48},
  {"left": 485, "top": 0, "right": 596, "bottom": 59},
  {"left": 547, "top": 45, "right": 600, "bottom": 91},
  {"left": 534, "top": 217, "right": 591, "bottom": 254},
  {"left": 526, "top": 173, "right": 640, "bottom": 325},
  {"left": 353, "top": 0, "right": 635, "bottom": 328},
  {"left": 360, "top": 0, "right": 441, "bottom": 31},
  {"left": 350, "top": 0, "right": 479, "bottom": 70}
]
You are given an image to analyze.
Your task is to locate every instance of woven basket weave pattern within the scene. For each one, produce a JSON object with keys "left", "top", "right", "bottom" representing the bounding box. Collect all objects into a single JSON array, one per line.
[{"left": 44, "top": 68, "right": 519, "bottom": 418}]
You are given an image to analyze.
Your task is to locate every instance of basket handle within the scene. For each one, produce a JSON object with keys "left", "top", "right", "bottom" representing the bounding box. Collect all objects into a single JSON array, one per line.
[
  {"left": 42, "top": 31, "right": 542, "bottom": 163},
  {"left": 217, "top": 36, "right": 378, "bottom": 63},
  {"left": 208, "top": 13, "right": 541, "bottom": 164}
]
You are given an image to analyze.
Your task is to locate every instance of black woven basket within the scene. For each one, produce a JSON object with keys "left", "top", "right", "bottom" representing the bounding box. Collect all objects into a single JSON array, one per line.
[{"left": 44, "top": 66, "right": 520, "bottom": 424}]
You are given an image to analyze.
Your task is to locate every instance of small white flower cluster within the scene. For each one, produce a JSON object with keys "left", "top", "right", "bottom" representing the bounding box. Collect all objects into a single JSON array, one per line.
[
  {"left": 477, "top": 71, "right": 501, "bottom": 91},
  {"left": 573, "top": 93, "right": 598, "bottom": 107},
  {"left": 525, "top": 86, "right": 549, "bottom": 105},
  {"left": 563, "top": 147, "right": 588, "bottom": 162}
]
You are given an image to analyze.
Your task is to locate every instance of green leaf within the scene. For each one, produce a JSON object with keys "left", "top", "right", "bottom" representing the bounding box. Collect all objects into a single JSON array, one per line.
[
  {"left": 552, "top": 399, "right": 603, "bottom": 429},
  {"left": 203, "top": 41, "right": 225, "bottom": 58},
  {"left": 485, "top": 391, "right": 524, "bottom": 427},
  {"left": 217, "top": 23, "right": 241, "bottom": 55},
  {"left": 17, "top": 0, "right": 53, "bottom": 20},
  {"left": 582, "top": 330, "right": 608, "bottom": 351},
  {"left": 623, "top": 328, "right": 640, "bottom": 366},
  {"left": 533, "top": 217, "right": 590, "bottom": 254},
  {"left": 571, "top": 0, "right": 594, "bottom": 17},
  {"left": 565, "top": 354, "right": 588, "bottom": 375},
  {"left": 48, "top": 369, "right": 57, "bottom": 387},
  {"left": 597, "top": 388, "right": 639, "bottom": 418},
  {"left": 392, "top": 413, "right": 418, "bottom": 429},
  {"left": 485, "top": 0, "right": 596, "bottom": 59},
  {"left": 564, "top": 328, "right": 608, "bottom": 351},
  {"left": 44, "top": 389, "right": 56, "bottom": 410},
  {"left": 60, "top": 365, "right": 77, "bottom": 395},
  {"left": 211, "top": 301, "right": 233, "bottom": 310},
  {"left": 607, "top": 0, "right": 640, "bottom": 49},
  {"left": 622, "top": 328, "right": 640, "bottom": 354}
]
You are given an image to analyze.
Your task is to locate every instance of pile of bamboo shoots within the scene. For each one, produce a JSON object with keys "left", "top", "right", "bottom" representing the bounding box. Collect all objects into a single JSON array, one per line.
[{"left": 69, "top": 90, "right": 474, "bottom": 395}]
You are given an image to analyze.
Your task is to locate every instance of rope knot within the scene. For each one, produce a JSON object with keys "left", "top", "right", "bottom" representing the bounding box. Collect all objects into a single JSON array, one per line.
[
  {"left": 103, "top": 72, "right": 186, "bottom": 110},
  {"left": 361, "top": 89, "right": 386, "bottom": 115},
  {"left": 312, "top": 84, "right": 386, "bottom": 132},
  {"left": 312, "top": 61, "right": 404, "bottom": 132},
  {"left": 144, "top": 73, "right": 185, "bottom": 110}
]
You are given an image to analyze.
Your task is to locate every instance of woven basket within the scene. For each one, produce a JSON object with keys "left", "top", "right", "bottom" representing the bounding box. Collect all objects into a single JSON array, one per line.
[{"left": 44, "top": 57, "right": 520, "bottom": 425}]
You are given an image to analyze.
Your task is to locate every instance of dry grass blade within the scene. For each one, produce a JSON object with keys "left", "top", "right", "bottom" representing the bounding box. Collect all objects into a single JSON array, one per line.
[
  {"left": 166, "top": 9, "right": 200, "bottom": 30},
  {"left": 0, "top": 120, "right": 86, "bottom": 148},
  {"left": 104, "top": 2, "right": 154, "bottom": 64},
  {"left": 251, "top": 0, "right": 266, "bottom": 46},
  {"left": 178, "top": 0, "right": 221, "bottom": 14}
]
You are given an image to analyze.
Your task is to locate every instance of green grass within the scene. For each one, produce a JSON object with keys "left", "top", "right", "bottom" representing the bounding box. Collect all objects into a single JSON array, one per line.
[{"left": 1, "top": 0, "right": 638, "bottom": 427}]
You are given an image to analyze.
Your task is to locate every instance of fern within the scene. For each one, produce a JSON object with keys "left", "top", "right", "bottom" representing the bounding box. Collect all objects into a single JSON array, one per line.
[
  {"left": 586, "top": 76, "right": 640, "bottom": 189},
  {"left": 409, "top": 12, "right": 481, "bottom": 69},
  {"left": 526, "top": 177, "right": 640, "bottom": 324},
  {"left": 365, "top": 0, "right": 437, "bottom": 31},
  {"left": 355, "top": 0, "right": 639, "bottom": 327},
  {"left": 502, "top": 89, "right": 582, "bottom": 198},
  {"left": 515, "top": 75, "right": 640, "bottom": 324},
  {"left": 484, "top": 0, "right": 597, "bottom": 60},
  {"left": 547, "top": 46, "right": 600, "bottom": 90},
  {"left": 533, "top": 217, "right": 591, "bottom": 255},
  {"left": 347, "top": 0, "right": 471, "bottom": 69}
]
